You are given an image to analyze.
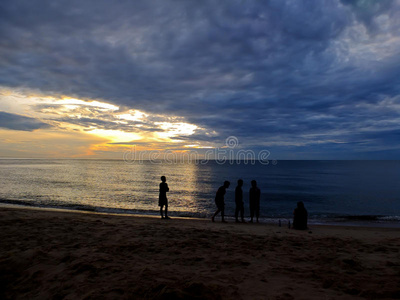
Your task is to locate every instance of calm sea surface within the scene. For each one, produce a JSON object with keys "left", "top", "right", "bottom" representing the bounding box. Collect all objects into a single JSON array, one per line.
[{"left": 1, "top": 159, "right": 399, "bottom": 226}]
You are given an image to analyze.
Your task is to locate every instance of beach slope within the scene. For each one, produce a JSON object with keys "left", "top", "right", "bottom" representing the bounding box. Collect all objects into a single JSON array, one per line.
[{"left": 1, "top": 207, "right": 399, "bottom": 299}]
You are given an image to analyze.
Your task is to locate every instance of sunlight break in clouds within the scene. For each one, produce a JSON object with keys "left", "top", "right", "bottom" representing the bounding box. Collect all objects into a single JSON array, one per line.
[
  {"left": 0, "top": 88, "right": 205, "bottom": 157},
  {"left": 155, "top": 122, "right": 198, "bottom": 141},
  {"left": 58, "top": 98, "right": 120, "bottom": 112}
]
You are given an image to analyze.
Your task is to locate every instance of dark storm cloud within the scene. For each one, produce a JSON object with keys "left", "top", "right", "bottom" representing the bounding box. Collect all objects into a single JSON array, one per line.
[
  {"left": 0, "top": 111, "right": 51, "bottom": 131},
  {"left": 1, "top": 0, "right": 400, "bottom": 157},
  {"left": 340, "top": 0, "right": 395, "bottom": 31}
]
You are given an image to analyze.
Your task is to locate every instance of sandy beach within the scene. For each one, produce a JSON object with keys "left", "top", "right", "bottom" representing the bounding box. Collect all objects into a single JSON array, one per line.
[{"left": 0, "top": 206, "right": 399, "bottom": 299}]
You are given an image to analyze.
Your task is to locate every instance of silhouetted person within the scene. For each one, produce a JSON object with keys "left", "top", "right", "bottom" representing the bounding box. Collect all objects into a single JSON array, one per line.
[
  {"left": 159, "top": 176, "right": 170, "bottom": 219},
  {"left": 235, "top": 179, "right": 245, "bottom": 223},
  {"left": 249, "top": 180, "right": 260, "bottom": 223},
  {"left": 293, "top": 201, "right": 308, "bottom": 230},
  {"left": 212, "top": 181, "right": 230, "bottom": 223}
]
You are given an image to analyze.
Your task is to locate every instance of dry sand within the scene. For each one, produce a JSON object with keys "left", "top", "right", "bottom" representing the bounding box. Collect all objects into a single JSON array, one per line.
[{"left": 0, "top": 206, "right": 399, "bottom": 300}]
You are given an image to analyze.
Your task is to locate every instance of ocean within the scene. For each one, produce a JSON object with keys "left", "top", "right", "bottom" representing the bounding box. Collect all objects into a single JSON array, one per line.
[{"left": 0, "top": 159, "right": 399, "bottom": 227}]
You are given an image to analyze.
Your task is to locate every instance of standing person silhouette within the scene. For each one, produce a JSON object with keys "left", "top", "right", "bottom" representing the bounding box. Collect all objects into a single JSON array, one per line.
[
  {"left": 249, "top": 180, "right": 261, "bottom": 223},
  {"left": 235, "top": 179, "right": 245, "bottom": 223},
  {"left": 212, "top": 181, "right": 230, "bottom": 223},
  {"left": 159, "top": 176, "right": 170, "bottom": 219}
]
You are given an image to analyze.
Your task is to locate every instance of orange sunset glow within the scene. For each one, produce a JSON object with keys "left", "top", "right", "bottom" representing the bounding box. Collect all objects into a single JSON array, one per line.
[{"left": 0, "top": 88, "right": 209, "bottom": 158}]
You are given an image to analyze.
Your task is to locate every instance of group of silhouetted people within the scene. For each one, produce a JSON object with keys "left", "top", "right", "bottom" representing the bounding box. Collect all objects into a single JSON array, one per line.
[
  {"left": 212, "top": 179, "right": 261, "bottom": 223},
  {"left": 158, "top": 176, "right": 308, "bottom": 229}
]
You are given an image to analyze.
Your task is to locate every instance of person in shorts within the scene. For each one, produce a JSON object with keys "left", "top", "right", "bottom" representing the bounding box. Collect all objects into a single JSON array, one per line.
[
  {"left": 159, "top": 176, "right": 170, "bottom": 219},
  {"left": 212, "top": 181, "right": 230, "bottom": 223}
]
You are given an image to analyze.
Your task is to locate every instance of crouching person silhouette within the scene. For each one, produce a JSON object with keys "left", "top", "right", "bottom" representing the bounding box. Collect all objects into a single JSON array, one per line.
[{"left": 293, "top": 201, "right": 308, "bottom": 230}]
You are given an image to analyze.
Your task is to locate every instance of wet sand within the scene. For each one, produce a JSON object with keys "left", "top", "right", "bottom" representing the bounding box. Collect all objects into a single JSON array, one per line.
[{"left": 1, "top": 206, "right": 399, "bottom": 299}]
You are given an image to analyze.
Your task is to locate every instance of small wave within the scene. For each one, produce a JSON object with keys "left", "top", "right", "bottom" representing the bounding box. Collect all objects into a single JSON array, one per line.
[
  {"left": 377, "top": 216, "right": 400, "bottom": 222},
  {"left": 334, "top": 215, "right": 400, "bottom": 222},
  {"left": 0, "top": 199, "right": 35, "bottom": 206},
  {"left": 0, "top": 199, "right": 160, "bottom": 216},
  {"left": 339, "top": 215, "right": 382, "bottom": 221}
]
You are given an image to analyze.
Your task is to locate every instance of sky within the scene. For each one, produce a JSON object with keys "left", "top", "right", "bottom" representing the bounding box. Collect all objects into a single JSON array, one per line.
[{"left": 1, "top": 0, "right": 400, "bottom": 159}]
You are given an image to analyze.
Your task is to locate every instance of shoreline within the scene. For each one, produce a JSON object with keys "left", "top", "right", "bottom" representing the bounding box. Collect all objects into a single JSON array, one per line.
[
  {"left": 1, "top": 201, "right": 399, "bottom": 229},
  {"left": 2, "top": 204, "right": 400, "bottom": 236}
]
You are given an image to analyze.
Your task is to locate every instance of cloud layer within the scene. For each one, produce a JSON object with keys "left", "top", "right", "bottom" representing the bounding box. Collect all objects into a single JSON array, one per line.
[
  {"left": 0, "top": 111, "right": 50, "bottom": 131},
  {"left": 1, "top": 0, "right": 400, "bottom": 158}
]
